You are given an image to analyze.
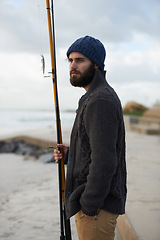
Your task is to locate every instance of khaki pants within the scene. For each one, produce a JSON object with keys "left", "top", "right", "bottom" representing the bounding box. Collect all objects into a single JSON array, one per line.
[{"left": 75, "top": 209, "right": 118, "bottom": 240}]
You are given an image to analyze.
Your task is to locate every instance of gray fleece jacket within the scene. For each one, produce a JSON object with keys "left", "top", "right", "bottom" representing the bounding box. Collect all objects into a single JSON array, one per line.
[{"left": 65, "top": 70, "right": 127, "bottom": 219}]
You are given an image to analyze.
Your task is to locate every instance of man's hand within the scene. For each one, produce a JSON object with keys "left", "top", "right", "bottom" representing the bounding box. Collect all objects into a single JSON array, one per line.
[{"left": 54, "top": 144, "right": 68, "bottom": 163}]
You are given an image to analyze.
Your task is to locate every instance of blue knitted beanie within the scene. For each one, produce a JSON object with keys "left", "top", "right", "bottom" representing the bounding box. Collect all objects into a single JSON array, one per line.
[{"left": 67, "top": 36, "right": 106, "bottom": 70}]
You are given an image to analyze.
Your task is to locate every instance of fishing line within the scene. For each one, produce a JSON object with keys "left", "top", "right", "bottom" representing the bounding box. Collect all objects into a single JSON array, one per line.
[
  {"left": 36, "top": 0, "right": 48, "bottom": 76},
  {"left": 37, "top": 1, "right": 44, "bottom": 55}
]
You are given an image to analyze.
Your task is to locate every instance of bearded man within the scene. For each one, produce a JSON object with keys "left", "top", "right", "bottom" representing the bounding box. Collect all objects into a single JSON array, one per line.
[{"left": 54, "top": 36, "right": 127, "bottom": 240}]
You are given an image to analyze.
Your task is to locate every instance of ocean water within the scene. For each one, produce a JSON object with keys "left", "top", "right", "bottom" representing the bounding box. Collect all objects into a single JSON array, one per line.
[{"left": 0, "top": 109, "right": 76, "bottom": 136}]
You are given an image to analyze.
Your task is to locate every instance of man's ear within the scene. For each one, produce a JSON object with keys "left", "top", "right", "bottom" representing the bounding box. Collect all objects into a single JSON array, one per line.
[{"left": 94, "top": 64, "right": 99, "bottom": 70}]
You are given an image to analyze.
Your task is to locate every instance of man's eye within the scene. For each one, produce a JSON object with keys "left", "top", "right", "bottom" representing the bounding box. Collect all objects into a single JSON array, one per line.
[{"left": 77, "top": 58, "right": 84, "bottom": 62}]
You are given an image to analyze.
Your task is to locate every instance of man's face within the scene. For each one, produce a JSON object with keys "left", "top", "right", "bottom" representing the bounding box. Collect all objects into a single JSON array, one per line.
[{"left": 68, "top": 52, "right": 95, "bottom": 89}]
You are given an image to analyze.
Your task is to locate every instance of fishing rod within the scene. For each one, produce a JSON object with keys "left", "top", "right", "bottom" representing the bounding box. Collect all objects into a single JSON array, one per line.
[{"left": 45, "top": 0, "right": 72, "bottom": 239}]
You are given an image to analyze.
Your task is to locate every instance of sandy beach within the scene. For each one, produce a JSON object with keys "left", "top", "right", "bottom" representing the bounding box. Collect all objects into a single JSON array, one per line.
[
  {"left": 0, "top": 153, "right": 79, "bottom": 240},
  {"left": 0, "top": 122, "right": 160, "bottom": 240}
]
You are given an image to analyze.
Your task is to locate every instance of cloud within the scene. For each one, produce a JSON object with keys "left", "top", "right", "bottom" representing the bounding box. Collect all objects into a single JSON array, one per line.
[
  {"left": 1, "top": 0, "right": 159, "bottom": 52},
  {"left": 0, "top": 0, "right": 160, "bottom": 109},
  {"left": 114, "top": 81, "right": 160, "bottom": 107},
  {"left": 0, "top": 52, "right": 52, "bottom": 109},
  {"left": 0, "top": 0, "right": 48, "bottom": 53}
]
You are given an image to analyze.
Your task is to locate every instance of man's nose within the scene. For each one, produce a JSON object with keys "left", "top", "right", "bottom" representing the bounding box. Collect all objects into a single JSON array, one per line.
[{"left": 70, "top": 61, "right": 77, "bottom": 70}]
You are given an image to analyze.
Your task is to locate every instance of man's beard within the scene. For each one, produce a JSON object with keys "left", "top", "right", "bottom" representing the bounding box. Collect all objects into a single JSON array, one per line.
[{"left": 70, "top": 63, "right": 95, "bottom": 88}]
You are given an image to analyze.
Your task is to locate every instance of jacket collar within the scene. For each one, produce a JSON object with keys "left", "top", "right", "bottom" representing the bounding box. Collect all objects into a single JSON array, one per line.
[{"left": 80, "top": 70, "right": 107, "bottom": 102}]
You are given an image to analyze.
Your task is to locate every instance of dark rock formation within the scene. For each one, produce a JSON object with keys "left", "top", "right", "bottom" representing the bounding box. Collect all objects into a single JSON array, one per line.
[{"left": 0, "top": 140, "right": 55, "bottom": 163}]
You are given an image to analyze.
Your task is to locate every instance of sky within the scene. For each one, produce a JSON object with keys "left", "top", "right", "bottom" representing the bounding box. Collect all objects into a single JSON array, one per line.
[{"left": 0, "top": 0, "right": 160, "bottom": 110}]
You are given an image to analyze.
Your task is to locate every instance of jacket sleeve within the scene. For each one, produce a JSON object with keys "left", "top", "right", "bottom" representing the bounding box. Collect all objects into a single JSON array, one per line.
[
  {"left": 64, "top": 148, "right": 69, "bottom": 165},
  {"left": 80, "top": 96, "right": 119, "bottom": 216}
]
